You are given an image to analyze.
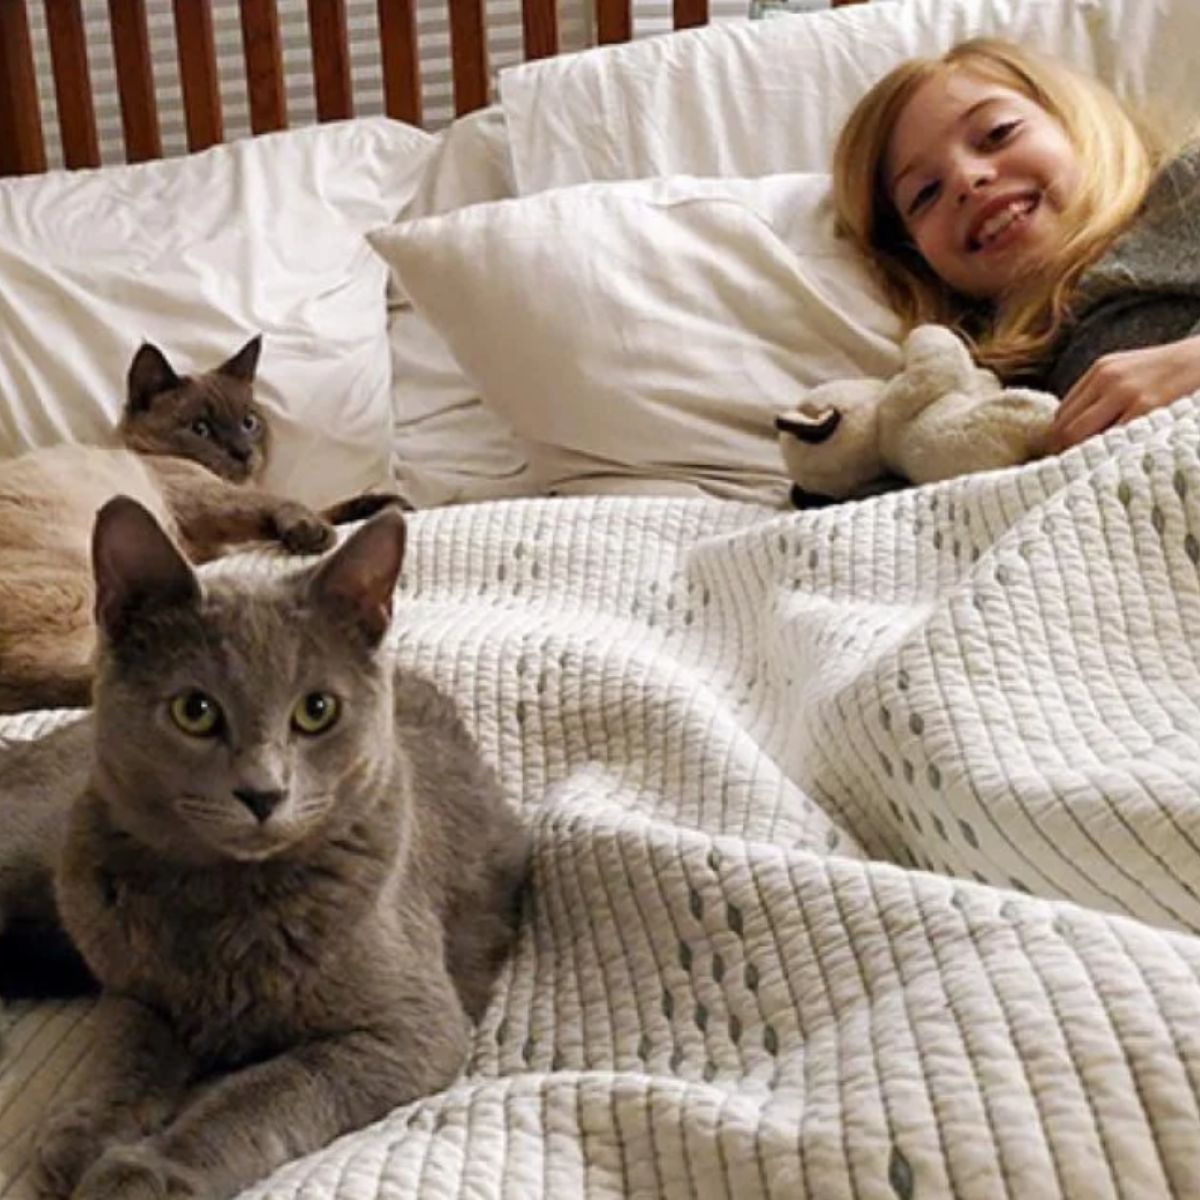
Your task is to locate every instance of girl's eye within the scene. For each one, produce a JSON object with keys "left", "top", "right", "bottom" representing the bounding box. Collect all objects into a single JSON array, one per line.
[
  {"left": 984, "top": 119, "right": 1020, "bottom": 146},
  {"left": 169, "top": 690, "right": 222, "bottom": 737},
  {"left": 907, "top": 180, "right": 939, "bottom": 216},
  {"left": 191, "top": 418, "right": 212, "bottom": 438},
  {"left": 242, "top": 414, "right": 259, "bottom": 435},
  {"left": 292, "top": 692, "right": 339, "bottom": 735}
]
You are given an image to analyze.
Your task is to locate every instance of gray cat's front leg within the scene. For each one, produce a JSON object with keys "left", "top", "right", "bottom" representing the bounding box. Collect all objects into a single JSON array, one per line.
[
  {"left": 75, "top": 1010, "right": 469, "bottom": 1200},
  {"left": 35, "top": 996, "right": 191, "bottom": 1199}
]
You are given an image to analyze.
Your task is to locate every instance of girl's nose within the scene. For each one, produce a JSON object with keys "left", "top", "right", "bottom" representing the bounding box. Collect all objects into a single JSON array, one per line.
[{"left": 954, "top": 158, "right": 995, "bottom": 204}]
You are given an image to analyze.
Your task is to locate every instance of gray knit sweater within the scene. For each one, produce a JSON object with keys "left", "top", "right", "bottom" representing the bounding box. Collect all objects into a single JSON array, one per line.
[{"left": 1041, "top": 142, "right": 1200, "bottom": 396}]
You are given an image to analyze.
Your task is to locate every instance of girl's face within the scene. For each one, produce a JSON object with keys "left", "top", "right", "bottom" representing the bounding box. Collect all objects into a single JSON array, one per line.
[{"left": 884, "top": 69, "right": 1082, "bottom": 300}]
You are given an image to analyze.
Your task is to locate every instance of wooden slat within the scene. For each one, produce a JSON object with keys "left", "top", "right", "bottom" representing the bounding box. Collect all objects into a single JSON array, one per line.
[
  {"left": 44, "top": 0, "right": 100, "bottom": 168},
  {"left": 307, "top": 0, "right": 353, "bottom": 121},
  {"left": 0, "top": 0, "right": 47, "bottom": 175},
  {"left": 672, "top": 0, "right": 706, "bottom": 30},
  {"left": 107, "top": 0, "right": 160, "bottom": 162},
  {"left": 377, "top": 0, "right": 421, "bottom": 125},
  {"left": 447, "top": 0, "right": 487, "bottom": 116},
  {"left": 595, "top": 0, "right": 631, "bottom": 46},
  {"left": 173, "top": 0, "right": 222, "bottom": 151},
  {"left": 521, "top": 0, "right": 557, "bottom": 61},
  {"left": 239, "top": 0, "right": 287, "bottom": 133}
]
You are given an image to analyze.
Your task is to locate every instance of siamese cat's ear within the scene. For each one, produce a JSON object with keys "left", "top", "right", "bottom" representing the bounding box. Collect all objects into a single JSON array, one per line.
[
  {"left": 305, "top": 510, "right": 407, "bottom": 645},
  {"left": 92, "top": 496, "right": 200, "bottom": 639},
  {"left": 218, "top": 334, "right": 262, "bottom": 383},
  {"left": 126, "top": 342, "right": 181, "bottom": 415}
]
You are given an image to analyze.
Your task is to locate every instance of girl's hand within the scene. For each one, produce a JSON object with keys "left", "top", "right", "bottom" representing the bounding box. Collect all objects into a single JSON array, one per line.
[{"left": 1047, "top": 335, "right": 1200, "bottom": 453}]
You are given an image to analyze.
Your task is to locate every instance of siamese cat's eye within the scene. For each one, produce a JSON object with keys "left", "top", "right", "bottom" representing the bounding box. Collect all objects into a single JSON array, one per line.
[
  {"left": 170, "top": 690, "right": 222, "bottom": 737},
  {"left": 292, "top": 692, "right": 339, "bottom": 735},
  {"left": 242, "top": 414, "right": 260, "bottom": 436},
  {"left": 191, "top": 418, "right": 212, "bottom": 438}
]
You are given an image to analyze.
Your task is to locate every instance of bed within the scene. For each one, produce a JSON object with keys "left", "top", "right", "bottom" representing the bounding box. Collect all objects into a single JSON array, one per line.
[{"left": 3, "top": 0, "right": 1200, "bottom": 1197}]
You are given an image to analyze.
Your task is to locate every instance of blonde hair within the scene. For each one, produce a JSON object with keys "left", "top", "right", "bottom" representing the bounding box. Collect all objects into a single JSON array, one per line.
[{"left": 832, "top": 38, "right": 1162, "bottom": 377}]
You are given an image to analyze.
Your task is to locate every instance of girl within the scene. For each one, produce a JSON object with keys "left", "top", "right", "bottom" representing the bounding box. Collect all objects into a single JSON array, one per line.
[{"left": 832, "top": 37, "right": 1200, "bottom": 452}]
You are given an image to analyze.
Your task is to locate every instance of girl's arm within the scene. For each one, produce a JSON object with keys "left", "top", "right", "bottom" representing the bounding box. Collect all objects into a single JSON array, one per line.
[{"left": 1047, "top": 333, "right": 1200, "bottom": 452}]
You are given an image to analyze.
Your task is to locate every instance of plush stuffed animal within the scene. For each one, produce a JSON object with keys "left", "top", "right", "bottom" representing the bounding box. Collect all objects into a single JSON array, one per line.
[{"left": 775, "top": 323, "right": 1059, "bottom": 503}]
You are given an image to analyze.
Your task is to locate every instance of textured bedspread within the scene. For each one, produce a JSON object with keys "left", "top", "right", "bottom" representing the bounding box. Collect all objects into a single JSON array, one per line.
[{"left": 4, "top": 398, "right": 1200, "bottom": 1199}]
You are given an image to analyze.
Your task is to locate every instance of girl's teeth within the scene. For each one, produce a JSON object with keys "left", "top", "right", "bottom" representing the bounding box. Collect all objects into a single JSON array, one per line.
[{"left": 978, "top": 199, "right": 1035, "bottom": 246}]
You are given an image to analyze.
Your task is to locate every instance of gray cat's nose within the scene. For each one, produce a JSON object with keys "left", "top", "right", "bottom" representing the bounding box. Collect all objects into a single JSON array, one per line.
[{"left": 232, "top": 787, "right": 285, "bottom": 823}]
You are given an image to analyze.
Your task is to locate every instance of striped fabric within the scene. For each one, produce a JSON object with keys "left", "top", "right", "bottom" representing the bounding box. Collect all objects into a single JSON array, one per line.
[
  {"left": 5, "top": 396, "right": 1200, "bottom": 1196},
  {"left": 22, "top": 0, "right": 757, "bottom": 169}
]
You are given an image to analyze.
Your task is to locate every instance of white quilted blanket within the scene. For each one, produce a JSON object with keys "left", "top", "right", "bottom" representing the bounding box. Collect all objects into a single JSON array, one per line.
[{"left": 5, "top": 398, "right": 1200, "bottom": 1199}]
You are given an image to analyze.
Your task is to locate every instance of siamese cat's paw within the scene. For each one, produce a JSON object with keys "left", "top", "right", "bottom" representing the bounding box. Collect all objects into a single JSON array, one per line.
[
  {"left": 271, "top": 503, "right": 336, "bottom": 555},
  {"left": 73, "top": 1143, "right": 205, "bottom": 1200}
]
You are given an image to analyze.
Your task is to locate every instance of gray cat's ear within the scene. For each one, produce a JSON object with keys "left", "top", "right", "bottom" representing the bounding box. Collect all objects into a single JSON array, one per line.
[
  {"left": 126, "top": 342, "right": 181, "bottom": 414},
  {"left": 92, "top": 496, "right": 200, "bottom": 639},
  {"left": 305, "top": 510, "right": 407, "bottom": 645},
  {"left": 218, "top": 335, "right": 262, "bottom": 383}
]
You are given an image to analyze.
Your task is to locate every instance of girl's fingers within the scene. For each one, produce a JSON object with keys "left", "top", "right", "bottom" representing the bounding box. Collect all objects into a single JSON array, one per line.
[
  {"left": 1052, "top": 390, "right": 1127, "bottom": 450},
  {"left": 1048, "top": 385, "right": 1098, "bottom": 450},
  {"left": 1052, "top": 366, "right": 1102, "bottom": 430}
]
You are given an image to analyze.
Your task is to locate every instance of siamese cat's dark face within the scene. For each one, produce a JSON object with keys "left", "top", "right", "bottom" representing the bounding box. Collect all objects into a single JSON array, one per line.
[
  {"left": 89, "top": 498, "right": 407, "bottom": 864},
  {"left": 118, "top": 336, "right": 270, "bottom": 485}
]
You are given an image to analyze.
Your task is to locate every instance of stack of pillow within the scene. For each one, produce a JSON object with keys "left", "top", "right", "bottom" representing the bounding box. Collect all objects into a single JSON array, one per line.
[{"left": 374, "top": 0, "right": 1200, "bottom": 506}]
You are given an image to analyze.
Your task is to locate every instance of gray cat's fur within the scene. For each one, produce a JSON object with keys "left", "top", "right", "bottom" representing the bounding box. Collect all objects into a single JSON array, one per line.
[{"left": 0, "top": 499, "right": 528, "bottom": 1200}]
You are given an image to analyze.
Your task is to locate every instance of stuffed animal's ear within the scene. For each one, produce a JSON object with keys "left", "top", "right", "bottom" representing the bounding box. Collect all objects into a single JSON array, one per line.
[
  {"left": 774, "top": 407, "right": 841, "bottom": 445},
  {"left": 903, "top": 324, "right": 977, "bottom": 391}
]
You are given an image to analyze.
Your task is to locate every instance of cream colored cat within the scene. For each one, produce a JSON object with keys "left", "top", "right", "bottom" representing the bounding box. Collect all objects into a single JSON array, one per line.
[{"left": 0, "top": 336, "right": 381, "bottom": 714}]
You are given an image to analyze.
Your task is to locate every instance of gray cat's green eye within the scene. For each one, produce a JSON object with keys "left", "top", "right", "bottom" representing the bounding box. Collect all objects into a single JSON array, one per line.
[
  {"left": 170, "top": 691, "right": 221, "bottom": 737},
  {"left": 292, "top": 692, "right": 339, "bottom": 735}
]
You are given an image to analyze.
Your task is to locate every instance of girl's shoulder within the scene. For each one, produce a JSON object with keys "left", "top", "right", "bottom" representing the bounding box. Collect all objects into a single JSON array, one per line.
[
  {"left": 1071, "top": 141, "right": 1200, "bottom": 309},
  {"left": 1142, "top": 140, "right": 1200, "bottom": 220}
]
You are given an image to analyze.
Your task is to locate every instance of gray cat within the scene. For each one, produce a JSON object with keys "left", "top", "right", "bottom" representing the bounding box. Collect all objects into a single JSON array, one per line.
[{"left": 0, "top": 498, "right": 528, "bottom": 1200}]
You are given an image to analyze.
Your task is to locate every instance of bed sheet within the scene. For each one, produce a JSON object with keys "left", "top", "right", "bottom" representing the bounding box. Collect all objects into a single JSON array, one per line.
[{"left": 5, "top": 397, "right": 1200, "bottom": 1197}]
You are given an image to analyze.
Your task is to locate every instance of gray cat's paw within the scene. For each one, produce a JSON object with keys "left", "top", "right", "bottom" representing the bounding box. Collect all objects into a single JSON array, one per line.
[
  {"left": 34, "top": 1102, "right": 110, "bottom": 1199},
  {"left": 72, "top": 1144, "right": 204, "bottom": 1200},
  {"left": 272, "top": 505, "right": 336, "bottom": 555}
]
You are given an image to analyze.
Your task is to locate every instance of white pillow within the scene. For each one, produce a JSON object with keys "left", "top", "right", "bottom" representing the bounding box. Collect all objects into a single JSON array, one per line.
[
  {"left": 0, "top": 117, "right": 433, "bottom": 508},
  {"left": 387, "top": 105, "right": 534, "bottom": 508},
  {"left": 370, "top": 173, "right": 902, "bottom": 505},
  {"left": 499, "top": 0, "right": 1200, "bottom": 192}
]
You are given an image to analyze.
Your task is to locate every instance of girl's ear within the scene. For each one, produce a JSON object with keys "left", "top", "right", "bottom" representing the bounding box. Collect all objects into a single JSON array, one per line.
[{"left": 304, "top": 510, "right": 407, "bottom": 646}]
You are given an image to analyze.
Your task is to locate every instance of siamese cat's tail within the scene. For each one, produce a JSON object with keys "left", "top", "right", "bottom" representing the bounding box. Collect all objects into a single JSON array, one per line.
[
  {"left": 321, "top": 491, "right": 412, "bottom": 526},
  {"left": 0, "top": 670, "right": 92, "bottom": 715}
]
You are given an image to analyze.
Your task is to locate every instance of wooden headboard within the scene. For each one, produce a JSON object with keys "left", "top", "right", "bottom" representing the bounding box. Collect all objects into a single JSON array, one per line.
[{"left": 0, "top": 0, "right": 866, "bottom": 178}]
